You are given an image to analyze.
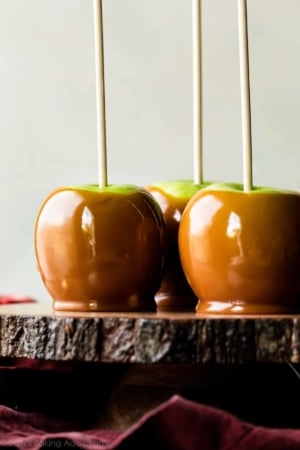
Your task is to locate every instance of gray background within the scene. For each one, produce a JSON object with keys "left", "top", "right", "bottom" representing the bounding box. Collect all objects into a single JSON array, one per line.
[{"left": 0, "top": 0, "right": 299, "bottom": 301}]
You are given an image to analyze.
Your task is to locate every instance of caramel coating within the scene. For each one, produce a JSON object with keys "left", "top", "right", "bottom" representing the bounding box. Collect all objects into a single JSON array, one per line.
[
  {"left": 179, "top": 189, "right": 300, "bottom": 314},
  {"left": 147, "top": 186, "right": 198, "bottom": 310},
  {"left": 35, "top": 187, "right": 166, "bottom": 312}
]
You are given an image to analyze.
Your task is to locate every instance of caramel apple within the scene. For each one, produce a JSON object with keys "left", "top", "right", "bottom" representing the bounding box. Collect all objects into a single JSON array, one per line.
[
  {"left": 179, "top": 183, "right": 300, "bottom": 314},
  {"left": 35, "top": 184, "right": 166, "bottom": 312},
  {"left": 147, "top": 180, "right": 209, "bottom": 310}
]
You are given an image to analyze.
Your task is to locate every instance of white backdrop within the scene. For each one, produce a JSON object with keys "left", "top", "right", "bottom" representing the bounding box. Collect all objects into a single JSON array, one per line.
[{"left": 0, "top": 0, "right": 299, "bottom": 301}]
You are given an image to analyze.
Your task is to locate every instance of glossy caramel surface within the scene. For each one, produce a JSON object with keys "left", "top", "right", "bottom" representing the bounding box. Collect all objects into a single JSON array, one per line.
[
  {"left": 148, "top": 186, "right": 198, "bottom": 310},
  {"left": 179, "top": 189, "right": 300, "bottom": 314},
  {"left": 35, "top": 187, "right": 166, "bottom": 312}
]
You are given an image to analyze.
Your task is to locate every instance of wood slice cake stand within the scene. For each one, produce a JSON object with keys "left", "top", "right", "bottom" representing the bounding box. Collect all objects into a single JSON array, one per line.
[
  {"left": 1, "top": 303, "right": 300, "bottom": 430},
  {"left": 0, "top": 303, "right": 300, "bottom": 364}
]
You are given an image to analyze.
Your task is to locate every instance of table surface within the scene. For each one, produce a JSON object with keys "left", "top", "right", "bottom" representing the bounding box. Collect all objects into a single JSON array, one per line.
[{"left": 0, "top": 302, "right": 300, "bottom": 363}]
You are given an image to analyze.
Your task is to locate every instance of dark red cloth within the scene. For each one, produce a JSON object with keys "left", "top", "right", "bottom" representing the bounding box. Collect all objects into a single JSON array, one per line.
[
  {"left": 0, "top": 295, "right": 36, "bottom": 305},
  {"left": 1, "top": 395, "right": 300, "bottom": 450}
]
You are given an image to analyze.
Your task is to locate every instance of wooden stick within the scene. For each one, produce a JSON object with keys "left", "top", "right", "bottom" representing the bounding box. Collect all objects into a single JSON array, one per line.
[
  {"left": 193, "top": 0, "right": 203, "bottom": 185},
  {"left": 93, "top": 0, "right": 108, "bottom": 187},
  {"left": 238, "top": 0, "right": 253, "bottom": 191}
]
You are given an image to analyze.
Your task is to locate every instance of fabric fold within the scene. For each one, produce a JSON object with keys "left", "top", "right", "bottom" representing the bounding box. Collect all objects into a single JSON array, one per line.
[{"left": 1, "top": 395, "right": 300, "bottom": 450}]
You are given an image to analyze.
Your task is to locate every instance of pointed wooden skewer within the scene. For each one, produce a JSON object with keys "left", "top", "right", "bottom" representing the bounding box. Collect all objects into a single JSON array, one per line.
[
  {"left": 238, "top": 0, "right": 253, "bottom": 191},
  {"left": 93, "top": 0, "right": 108, "bottom": 187},
  {"left": 193, "top": 0, "right": 203, "bottom": 185}
]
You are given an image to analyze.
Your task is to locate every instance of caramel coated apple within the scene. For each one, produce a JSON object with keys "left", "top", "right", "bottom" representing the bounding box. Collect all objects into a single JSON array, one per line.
[
  {"left": 179, "top": 183, "right": 300, "bottom": 314},
  {"left": 147, "top": 180, "right": 208, "bottom": 310},
  {"left": 35, "top": 185, "right": 166, "bottom": 312}
]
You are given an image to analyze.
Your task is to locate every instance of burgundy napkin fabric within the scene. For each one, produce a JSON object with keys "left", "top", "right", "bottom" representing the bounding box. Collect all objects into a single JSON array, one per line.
[
  {"left": 1, "top": 395, "right": 300, "bottom": 450},
  {"left": 0, "top": 358, "right": 77, "bottom": 371},
  {"left": 0, "top": 405, "right": 120, "bottom": 449},
  {"left": 0, "top": 295, "right": 36, "bottom": 305}
]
